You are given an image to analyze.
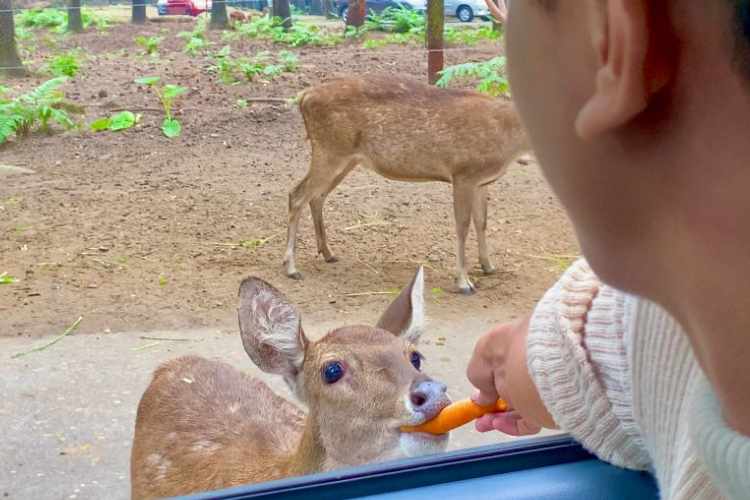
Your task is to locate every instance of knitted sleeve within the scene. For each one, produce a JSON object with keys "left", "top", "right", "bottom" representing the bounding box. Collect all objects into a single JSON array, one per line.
[{"left": 526, "top": 259, "right": 651, "bottom": 470}]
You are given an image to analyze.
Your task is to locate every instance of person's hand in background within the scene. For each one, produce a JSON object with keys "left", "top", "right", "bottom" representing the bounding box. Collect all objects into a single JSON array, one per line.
[{"left": 466, "top": 314, "right": 556, "bottom": 436}]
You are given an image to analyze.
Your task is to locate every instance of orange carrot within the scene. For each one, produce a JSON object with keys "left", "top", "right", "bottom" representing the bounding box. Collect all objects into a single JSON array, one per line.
[{"left": 400, "top": 398, "right": 509, "bottom": 435}]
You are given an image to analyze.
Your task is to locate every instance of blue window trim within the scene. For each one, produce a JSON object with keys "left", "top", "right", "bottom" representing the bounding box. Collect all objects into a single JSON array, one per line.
[{"left": 180, "top": 434, "right": 601, "bottom": 499}]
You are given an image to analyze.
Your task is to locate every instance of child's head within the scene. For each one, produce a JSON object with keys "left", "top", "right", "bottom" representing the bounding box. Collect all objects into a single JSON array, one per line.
[{"left": 505, "top": 1, "right": 750, "bottom": 303}]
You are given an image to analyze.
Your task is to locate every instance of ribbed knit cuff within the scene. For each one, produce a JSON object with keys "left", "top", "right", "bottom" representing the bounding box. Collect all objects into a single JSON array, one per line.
[
  {"left": 527, "top": 259, "right": 650, "bottom": 470},
  {"left": 689, "top": 375, "right": 750, "bottom": 500}
]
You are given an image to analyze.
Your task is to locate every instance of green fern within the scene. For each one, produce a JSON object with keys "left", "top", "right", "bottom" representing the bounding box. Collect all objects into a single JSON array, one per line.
[
  {"left": 0, "top": 77, "right": 76, "bottom": 144},
  {"left": 436, "top": 56, "right": 510, "bottom": 97}
]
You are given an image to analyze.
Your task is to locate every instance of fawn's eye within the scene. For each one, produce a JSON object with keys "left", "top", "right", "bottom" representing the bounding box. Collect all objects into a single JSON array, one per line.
[
  {"left": 322, "top": 361, "right": 345, "bottom": 384},
  {"left": 410, "top": 351, "right": 422, "bottom": 371}
]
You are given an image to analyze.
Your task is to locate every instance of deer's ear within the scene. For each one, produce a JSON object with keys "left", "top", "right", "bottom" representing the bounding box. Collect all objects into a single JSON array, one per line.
[
  {"left": 238, "top": 277, "right": 307, "bottom": 376},
  {"left": 376, "top": 266, "right": 425, "bottom": 343}
]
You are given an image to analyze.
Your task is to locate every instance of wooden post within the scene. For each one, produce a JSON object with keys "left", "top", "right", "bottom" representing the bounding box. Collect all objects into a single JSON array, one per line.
[{"left": 426, "top": 0, "right": 444, "bottom": 84}]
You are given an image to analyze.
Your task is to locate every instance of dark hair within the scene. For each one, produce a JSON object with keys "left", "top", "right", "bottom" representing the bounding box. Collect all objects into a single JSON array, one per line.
[{"left": 731, "top": 1, "right": 750, "bottom": 79}]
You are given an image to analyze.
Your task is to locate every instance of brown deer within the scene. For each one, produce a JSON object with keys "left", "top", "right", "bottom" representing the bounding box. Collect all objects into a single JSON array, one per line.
[
  {"left": 284, "top": 75, "right": 529, "bottom": 294},
  {"left": 130, "top": 267, "right": 451, "bottom": 499}
]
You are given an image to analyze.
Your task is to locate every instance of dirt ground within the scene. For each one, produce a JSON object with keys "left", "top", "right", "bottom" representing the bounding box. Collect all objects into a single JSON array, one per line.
[{"left": 1, "top": 15, "right": 579, "bottom": 339}]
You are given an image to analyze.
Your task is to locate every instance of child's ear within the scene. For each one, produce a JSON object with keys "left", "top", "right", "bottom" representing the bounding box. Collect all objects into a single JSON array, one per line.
[{"left": 575, "top": 0, "right": 674, "bottom": 140}]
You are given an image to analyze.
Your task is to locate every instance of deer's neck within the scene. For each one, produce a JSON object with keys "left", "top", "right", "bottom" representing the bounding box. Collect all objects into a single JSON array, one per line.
[{"left": 287, "top": 413, "right": 327, "bottom": 476}]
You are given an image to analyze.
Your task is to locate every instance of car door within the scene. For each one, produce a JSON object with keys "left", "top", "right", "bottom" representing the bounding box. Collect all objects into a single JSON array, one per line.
[{"left": 444, "top": 0, "right": 455, "bottom": 16}]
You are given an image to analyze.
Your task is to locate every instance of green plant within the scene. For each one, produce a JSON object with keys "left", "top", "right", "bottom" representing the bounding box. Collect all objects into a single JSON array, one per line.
[
  {"left": 443, "top": 25, "right": 500, "bottom": 46},
  {"left": 209, "top": 46, "right": 239, "bottom": 84},
  {"left": 365, "top": 6, "right": 423, "bottom": 33},
  {"left": 0, "top": 77, "right": 76, "bottom": 144},
  {"left": 179, "top": 18, "right": 211, "bottom": 55},
  {"left": 15, "top": 7, "right": 109, "bottom": 32},
  {"left": 135, "top": 35, "right": 163, "bottom": 56},
  {"left": 436, "top": 56, "right": 509, "bottom": 97},
  {"left": 235, "top": 15, "right": 342, "bottom": 47},
  {"left": 48, "top": 52, "right": 81, "bottom": 77},
  {"left": 278, "top": 50, "right": 299, "bottom": 71},
  {"left": 209, "top": 47, "right": 298, "bottom": 84},
  {"left": 135, "top": 77, "right": 187, "bottom": 138},
  {"left": 90, "top": 111, "right": 139, "bottom": 132},
  {"left": 0, "top": 272, "right": 17, "bottom": 285},
  {"left": 236, "top": 98, "right": 248, "bottom": 109}
]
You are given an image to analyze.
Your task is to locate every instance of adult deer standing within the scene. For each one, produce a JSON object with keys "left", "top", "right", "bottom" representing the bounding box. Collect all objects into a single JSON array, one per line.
[
  {"left": 284, "top": 76, "right": 529, "bottom": 293},
  {"left": 131, "top": 267, "right": 451, "bottom": 499}
]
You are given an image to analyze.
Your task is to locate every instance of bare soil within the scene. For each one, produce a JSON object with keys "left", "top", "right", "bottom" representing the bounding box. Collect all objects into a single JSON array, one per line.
[{"left": 0, "top": 17, "right": 579, "bottom": 338}]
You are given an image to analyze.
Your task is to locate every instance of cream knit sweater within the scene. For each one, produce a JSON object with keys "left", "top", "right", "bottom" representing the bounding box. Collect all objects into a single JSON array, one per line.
[{"left": 526, "top": 259, "right": 750, "bottom": 500}]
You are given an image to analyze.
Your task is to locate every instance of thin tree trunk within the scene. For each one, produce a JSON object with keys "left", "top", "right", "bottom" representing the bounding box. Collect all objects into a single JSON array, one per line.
[
  {"left": 426, "top": 0, "right": 444, "bottom": 84},
  {"left": 132, "top": 0, "right": 147, "bottom": 24},
  {"left": 272, "top": 0, "right": 291, "bottom": 30},
  {"left": 0, "top": 0, "right": 26, "bottom": 78},
  {"left": 209, "top": 0, "right": 228, "bottom": 29},
  {"left": 68, "top": 0, "right": 84, "bottom": 33}
]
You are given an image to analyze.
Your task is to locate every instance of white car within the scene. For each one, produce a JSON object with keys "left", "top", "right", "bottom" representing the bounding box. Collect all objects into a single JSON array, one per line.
[{"left": 445, "top": 0, "right": 490, "bottom": 22}]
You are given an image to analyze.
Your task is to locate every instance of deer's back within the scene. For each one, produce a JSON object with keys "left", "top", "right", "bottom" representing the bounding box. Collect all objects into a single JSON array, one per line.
[
  {"left": 299, "top": 76, "right": 526, "bottom": 183},
  {"left": 131, "top": 355, "right": 305, "bottom": 499}
]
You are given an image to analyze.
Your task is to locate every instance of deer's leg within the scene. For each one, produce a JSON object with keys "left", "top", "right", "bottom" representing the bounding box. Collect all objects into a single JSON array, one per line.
[
  {"left": 310, "top": 166, "right": 352, "bottom": 263},
  {"left": 472, "top": 185, "right": 496, "bottom": 275},
  {"left": 284, "top": 175, "right": 312, "bottom": 280},
  {"left": 452, "top": 180, "right": 477, "bottom": 295},
  {"left": 283, "top": 153, "right": 350, "bottom": 279}
]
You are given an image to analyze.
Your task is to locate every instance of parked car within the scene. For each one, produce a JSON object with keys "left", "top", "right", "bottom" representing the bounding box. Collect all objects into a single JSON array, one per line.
[
  {"left": 156, "top": 0, "right": 212, "bottom": 17},
  {"left": 444, "top": 0, "right": 490, "bottom": 22},
  {"left": 333, "top": 0, "right": 426, "bottom": 23}
]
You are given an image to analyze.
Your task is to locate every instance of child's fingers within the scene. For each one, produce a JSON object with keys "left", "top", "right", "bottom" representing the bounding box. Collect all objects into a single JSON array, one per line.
[
  {"left": 475, "top": 411, "right": 542, "bottom": 436},
  {"left": 471, "top": 389, "right": 499, "bottom": 407}
]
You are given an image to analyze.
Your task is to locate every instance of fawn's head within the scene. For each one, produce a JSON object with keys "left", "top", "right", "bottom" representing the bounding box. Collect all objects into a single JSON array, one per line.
[{"left": 238, "top": 267, "right": 450, "bottom": 468}]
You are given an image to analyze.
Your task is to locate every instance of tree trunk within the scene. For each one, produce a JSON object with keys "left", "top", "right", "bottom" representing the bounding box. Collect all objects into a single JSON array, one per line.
[
  {"left": 209, "top": 0, "right": 228, "bottom": 29},
  {"left": 132, "top": 0, "right": 147, "bottom": 24},
  {"left": 68, "top": 0, "right": 84, "bottom": 33},
  {"left": 0, "top": 0, "right": 26, "bottom": 78},
  {"left": 346, "top": 0, "right": 365, "bottom": 27},
  {"left": 426, "top": 0, "right": 444, "bottom": 84},
  {"left": 272, "top": 0, "right": 292, "bottom": 30}
]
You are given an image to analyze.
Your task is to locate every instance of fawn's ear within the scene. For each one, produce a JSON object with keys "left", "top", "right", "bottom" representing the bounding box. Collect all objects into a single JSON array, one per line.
[
  {"left": 238, "top": 277, "right": 307, "bottom": 377},
  {"left": 376, "top": 266, "right": 425, "bottom": 344}
]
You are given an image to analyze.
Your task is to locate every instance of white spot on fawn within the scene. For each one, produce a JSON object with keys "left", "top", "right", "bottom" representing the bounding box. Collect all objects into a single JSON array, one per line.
[
  {"left": 181, "top": 377, "right": 193, "bottom": 384},
  {"left": 227, "top": 402, "right": 241, "bottom": 414}
]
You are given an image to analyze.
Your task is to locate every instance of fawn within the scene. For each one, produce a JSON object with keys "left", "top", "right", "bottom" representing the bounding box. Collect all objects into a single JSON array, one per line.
[
  {"left": 284, "top": 75, "right": 529, "bottom": 294},
  {"left": 130, "top": 267, "right": 451, "bottom": 499}
]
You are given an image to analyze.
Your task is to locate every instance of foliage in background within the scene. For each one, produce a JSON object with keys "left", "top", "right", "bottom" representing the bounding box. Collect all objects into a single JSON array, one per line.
[
  {"left": 90, "top": 111, "right": 139, "bottom": 132},
  {"left": 436, "top": 56, "right": 509, "bottom": 97},
  {"left": 232, "top": 15, "right": 342, "bottom": 47},
  {"left": 208, "top": 46, "right": 299, "bottom": 84},
  {"left": 15, "top": 7, "right": 109, "bottom": 32},
  {"left": 135, "top": 77, "right": 187, "bottom": 138},
  {"left": 179, "top": 16, "right": 211, "bottom": 56},
  {"left": 365, "top": 6, "right": 424, "bottom": 34},
  {"left": 0, "top": 78, "right": 76, "bottom": 145},
  {"left": 47, "top": 52, "right": 81, "bottom": 77}
]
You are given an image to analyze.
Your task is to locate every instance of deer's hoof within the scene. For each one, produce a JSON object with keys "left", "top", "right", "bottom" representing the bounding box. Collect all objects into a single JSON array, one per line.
[
  {"left": 325, "top": 255, "right": 339, "bottom": 264},
  {"left": 482, "top": 265, "right": 497, "bottom": 275},
  {"left": 287, "top": 271, "right": 303, "bottom": 280},
  {"left": 456, "top": 281, "right": 477, "bottom": 295}
]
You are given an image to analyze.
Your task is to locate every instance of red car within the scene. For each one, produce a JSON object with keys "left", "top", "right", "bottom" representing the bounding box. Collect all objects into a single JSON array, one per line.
[{"left": 156, "top": 0, "right": 212, "bottom": 16}]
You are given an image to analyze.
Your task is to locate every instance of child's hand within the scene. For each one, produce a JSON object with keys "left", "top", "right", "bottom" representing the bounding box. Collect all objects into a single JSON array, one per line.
[{"left": 466, "top": 315, "right": 556, "bottom": 436}]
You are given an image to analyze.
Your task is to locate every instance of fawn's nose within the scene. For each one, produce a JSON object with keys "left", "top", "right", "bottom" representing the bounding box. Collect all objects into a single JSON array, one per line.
[{"left": 409, "top": 379, "right": 449, "bottom": 416}]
